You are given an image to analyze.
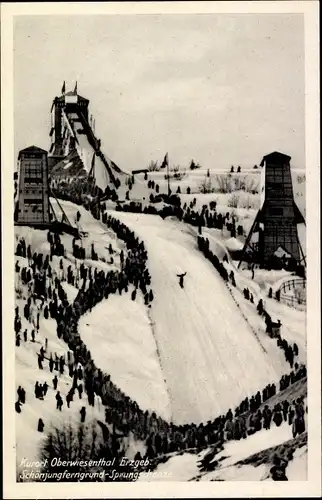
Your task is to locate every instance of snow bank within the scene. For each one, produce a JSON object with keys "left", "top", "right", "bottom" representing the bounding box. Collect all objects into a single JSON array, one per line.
[
  {"left": 225, "top": 237, "right": 244, "bottom": 251},
  {"left": 139, "top": 452, "right": 202, "bottom": 482},
  {"left": 286, "top": 446, "right": 307, "bottom": 480}
]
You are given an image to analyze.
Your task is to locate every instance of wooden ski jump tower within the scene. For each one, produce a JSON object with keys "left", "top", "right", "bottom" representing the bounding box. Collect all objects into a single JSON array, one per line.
[
  {"left": 48, "top": 82, "right": 122, "bottom": 188},
  {"left": 49, "top": 86, "right": 91, "bottom": 164},
  {"left": 238, "top": 151, "right": 305, "bottom": 272},
  {"left": 14, "top": 145, "right": 78, "bottom": 236}
]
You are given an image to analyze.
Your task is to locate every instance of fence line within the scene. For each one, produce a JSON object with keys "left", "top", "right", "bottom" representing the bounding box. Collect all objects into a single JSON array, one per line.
[{"left": 277, "top": 278, "right": 306, "bottom": 309}]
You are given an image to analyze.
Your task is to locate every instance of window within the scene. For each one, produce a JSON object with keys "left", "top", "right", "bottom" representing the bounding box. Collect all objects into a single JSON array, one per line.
[
  {"left": 269, "top": 207, "right": 283, "bottom": 216},
  {"left": 24, "top": 198, "right": 43, "bottom": 205}
]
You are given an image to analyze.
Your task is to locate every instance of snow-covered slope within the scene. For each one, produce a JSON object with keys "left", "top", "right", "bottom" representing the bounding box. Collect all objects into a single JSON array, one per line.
[
  {"left": 14, "top": 200, "right": 140, "bottom": 475},
  {"left": 110, "top": 212, "right": 281, "bottom": 424},
  {"left": 79, "top": 294, "right": 171, "bottom": 420},
  {"left": 14, "top": 196, "right": 307, "bottom": 481}
]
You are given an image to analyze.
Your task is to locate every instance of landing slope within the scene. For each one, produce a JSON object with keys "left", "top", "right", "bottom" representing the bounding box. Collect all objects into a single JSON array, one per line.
[{"left": 112, "top": 212, "right": 280, "bottom": 424}]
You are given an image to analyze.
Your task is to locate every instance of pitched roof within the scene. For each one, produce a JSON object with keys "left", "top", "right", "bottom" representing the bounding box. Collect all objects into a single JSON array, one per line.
[
  {"left": 18, "top": 146, "right": 48, "bottom": 158},
  {"left": 260, "top": 151, "right": 291, "bottom": 167}
]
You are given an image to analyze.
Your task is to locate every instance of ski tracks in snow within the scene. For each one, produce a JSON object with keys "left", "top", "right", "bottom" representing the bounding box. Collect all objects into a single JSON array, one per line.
[{"left": 146, "top": 307, "right": 174, "bottom": 422}]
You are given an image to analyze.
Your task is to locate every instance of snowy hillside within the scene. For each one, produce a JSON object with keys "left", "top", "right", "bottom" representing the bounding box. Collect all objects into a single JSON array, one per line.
[
  {"left": 126, "top": 166, "right": 306, "bottom": 255},
  {"left": 15, "top": 201, "right": 147, "bottom": 477},
  {"left": 14, "top": 193, "right": 307, "bottom": 482},
  {"left": 108, "top": 212, "right": 284, "bottom": 423}
]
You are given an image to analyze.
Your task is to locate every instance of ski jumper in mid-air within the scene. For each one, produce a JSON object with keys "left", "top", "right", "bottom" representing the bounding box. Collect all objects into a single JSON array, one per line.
[{"left": 177, "top": 272, "right": 187, "bottom": 289}]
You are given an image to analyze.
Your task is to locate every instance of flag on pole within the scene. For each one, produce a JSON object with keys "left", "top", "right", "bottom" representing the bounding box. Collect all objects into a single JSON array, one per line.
[
  {"left": 74, "top": 81, "right": 78, "bottom": 94},
  {"left": 160, "top": 153, "right": 169, "bottom": 169},
  {"left": 61, "top": 81, "right": 66, "bottom": 95}
]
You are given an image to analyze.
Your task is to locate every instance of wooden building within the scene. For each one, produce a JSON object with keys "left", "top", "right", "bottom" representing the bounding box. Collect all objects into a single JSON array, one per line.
[
  {"left": 15, "top": 146, "right": 50, "bottom": 227},
  {"left": 239, "top": 151, "right": 305, "bottom": 271},
  {"left": 14, "top": 145, "right": 79, "bottom": 236}
]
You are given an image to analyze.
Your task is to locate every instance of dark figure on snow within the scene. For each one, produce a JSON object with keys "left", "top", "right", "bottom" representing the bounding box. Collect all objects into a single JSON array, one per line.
[
  {"left": 66, "top": 392, "right": 72, "bottom": 408},
  {"left": 15, "top": 400, "right": 22, "bottom": 413},
  {"left": 77, "top": 383, "right": 83, "bottom": 399},
  {"left": 18, "top": 386, "right": 26, "bottom": 404},
  {"left": 292, "top": 399, "right": 305, "bottom": 438},
  {"left": 37, "top": 353, "right": 43, "bottom": 370},
  {"left": 80, "top": 406, "right": 86, "bottom": 423},
  {"left": 23, "top": 329, "right": 28, "bottom": 342},
  {"left": 257, "top": 299, "right": 264, "bottom": 316},
  {"left": 270, "top": 455, "right": 288, "bottom": 481},
  {"left": 177, "top": 272, "right": 187, "bottom": 289},
  {"left": 59, "top": 357, "right": 65, "bottom": 374},
  {"left": 265, "top": 315, "right": 273, "bottom": 336},
  {"left": 17, "top": 386, "right": 22, "bottom": 403},
  {"left": 49, "top": 356, "right": 54, "bottom": 373},
  {"left": 42, "top": 382, "right": 48, "bottom": 396},
  {"left": 56, "top": 391, "right": 63, "bottom": 411},
  {"left": 37, "top": 418, "right": 45, "bottom": 432},
  {"left": 282, "top": 400, "right": 289, "bottom": 422},
  {"left": 262, "top": 406, "right": 272, "bottom": 430},
  {"left": 53, "top": 375, "right": 58, "bottom": 390},
  {"left": 273, "top": 406, "right": 283, "bottom": 427}
]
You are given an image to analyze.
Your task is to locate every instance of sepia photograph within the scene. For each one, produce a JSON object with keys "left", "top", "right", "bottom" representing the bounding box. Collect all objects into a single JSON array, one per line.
[{"left": 1, "top": 1, "right": 320, "bottom": 498}]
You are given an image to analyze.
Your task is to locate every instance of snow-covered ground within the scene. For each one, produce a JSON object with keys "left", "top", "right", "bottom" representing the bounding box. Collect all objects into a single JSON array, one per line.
[
  {"left": 14, "top": 195, "right": 307, "bottom": 481},
  {"left": 14, "top": 201, "right": 139, "bottom": 478},
  {"left": 139, "top": 420, "right": 307, "bottom": 482},
  {"left": 109, "top": 212, "right": 282, "bottom": 424},
  {"left": 15, "top": 299, "right": 107, "bottom": 475},
  {"left": 286, "top": 445, "right": 307, "bottom": 481},
  {"left": 78, "top": 293, "right": 171, "bottom": 420}
]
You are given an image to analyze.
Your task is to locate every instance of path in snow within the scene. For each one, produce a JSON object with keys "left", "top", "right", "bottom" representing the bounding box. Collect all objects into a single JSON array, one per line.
[{"left": 111, "top": 212, "right": 279, "bottom": 424}]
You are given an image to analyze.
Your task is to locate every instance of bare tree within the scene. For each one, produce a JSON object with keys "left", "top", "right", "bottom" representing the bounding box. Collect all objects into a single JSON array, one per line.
[
  {"left": 199, "top": 178, "right": 214, "bottom": 194},
  {"left": 148, "top": 161, "right": 160, "bottom": 172}
]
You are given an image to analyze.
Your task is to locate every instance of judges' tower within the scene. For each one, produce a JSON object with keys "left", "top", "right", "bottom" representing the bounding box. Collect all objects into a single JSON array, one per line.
[
  {"left": 238, "top": 151, "right": 305, "bottom": 271},
  {"left": 15, "top": 146, "right": 50, "bottom": 226}
]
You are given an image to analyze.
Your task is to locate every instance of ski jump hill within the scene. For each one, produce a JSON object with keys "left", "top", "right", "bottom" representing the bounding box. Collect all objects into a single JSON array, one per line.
[
  {"left": 48, "top": 88, "right": 129, "bottom": 192},
  {"left": 80, "top": 210, "right": 282, "bottom": 425}
]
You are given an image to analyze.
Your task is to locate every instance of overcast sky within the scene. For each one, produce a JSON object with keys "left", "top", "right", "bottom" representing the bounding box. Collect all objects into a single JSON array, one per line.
[{"left": 14, "top": 14, "right": 304, "bottom": 171}]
